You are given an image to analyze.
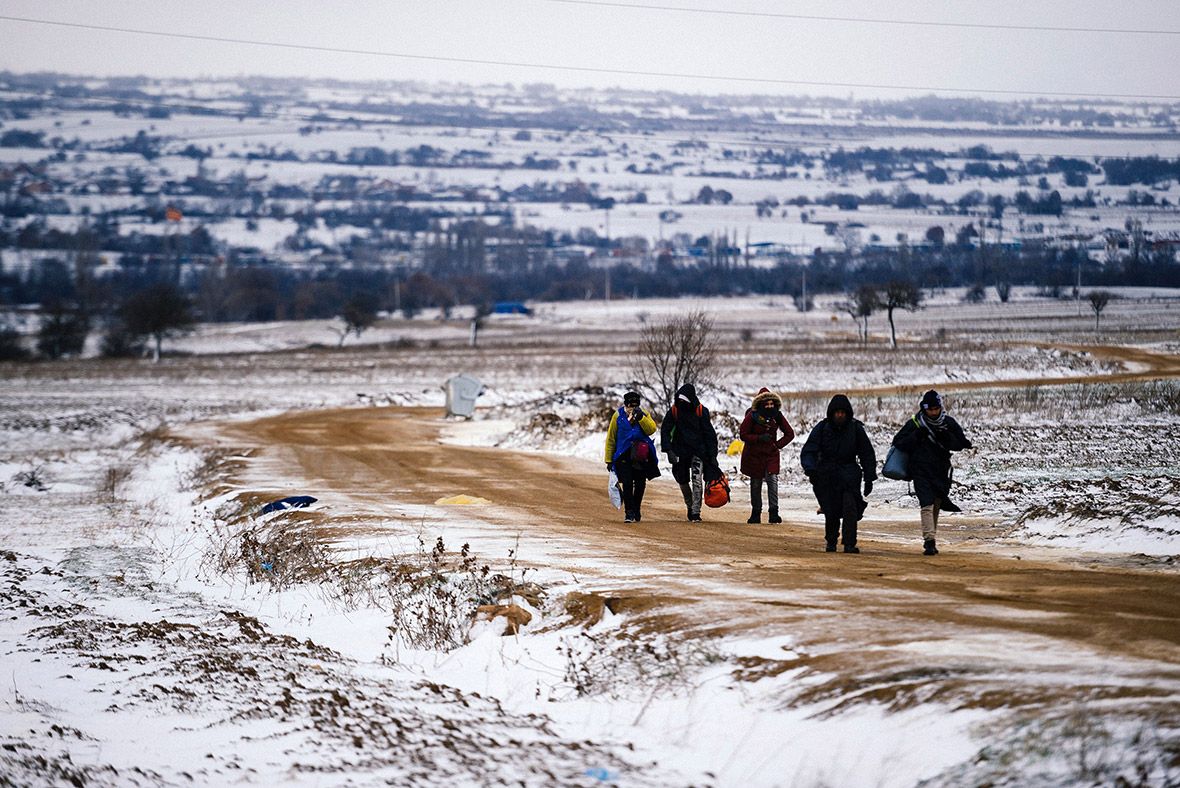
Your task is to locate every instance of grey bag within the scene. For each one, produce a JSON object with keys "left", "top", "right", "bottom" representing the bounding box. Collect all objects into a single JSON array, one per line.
[{"left": 882, "top": 445, "right": 910, "bottom": 481}]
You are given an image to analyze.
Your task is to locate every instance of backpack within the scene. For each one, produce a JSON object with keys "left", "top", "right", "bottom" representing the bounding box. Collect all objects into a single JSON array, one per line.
[
  {"left": 667, "top": 402, "right": 705, "bottom": 446},
  {"left": 703, "top": 472, "right": 730, "bottom": 508},
  {"left": 669, "top": 403, "right": 704, "bottom": 420}
]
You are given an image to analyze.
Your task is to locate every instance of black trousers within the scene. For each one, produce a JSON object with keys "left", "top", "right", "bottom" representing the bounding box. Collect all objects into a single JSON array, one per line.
[
  {"left": 614, "top": 462, "right": 647, "bottom": 513},
  {"left": 817, "top": 484, "right": 860, "bottom": 547}
]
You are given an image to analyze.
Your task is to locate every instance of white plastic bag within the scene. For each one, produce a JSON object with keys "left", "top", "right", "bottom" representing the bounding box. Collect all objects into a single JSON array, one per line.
[{"left": 607, "top": 469, "right": 622, "bottom": 509}]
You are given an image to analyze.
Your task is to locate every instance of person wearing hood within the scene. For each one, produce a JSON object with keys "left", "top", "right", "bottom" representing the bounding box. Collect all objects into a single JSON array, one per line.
[
  {"left": 799, "top": 394, "right": 877, "bottom": 553},
  {"left": 738, "top": 388, "right": 795, "bottom": 524},
  {"left": 891, "top": 389, "right": 973, "bottom": 555},
  {"left": 605, "top": 390, "right": 660, "bottom": 523},
  {"left": 660, "top": 383, "right": 719, "bottom": 522}
]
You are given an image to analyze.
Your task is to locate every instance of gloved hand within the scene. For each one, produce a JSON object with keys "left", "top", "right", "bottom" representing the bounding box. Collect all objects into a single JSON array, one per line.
[
  {"left": 606, "top": 462, "right": 614, "bottom": 472},
  {"left": 863, "top": 479, "right": 873, "bottom": 496},
  {"left": 757, "top": 433, "right": 773, "bottom": 444},
  {"left": 667, "top": 452, "right": 678, "bottom": 465}
]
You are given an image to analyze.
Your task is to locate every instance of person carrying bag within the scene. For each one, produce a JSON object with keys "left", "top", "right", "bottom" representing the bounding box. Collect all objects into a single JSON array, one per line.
[{"left": 604, "top": 390, "right": 660, "bottom": 523}]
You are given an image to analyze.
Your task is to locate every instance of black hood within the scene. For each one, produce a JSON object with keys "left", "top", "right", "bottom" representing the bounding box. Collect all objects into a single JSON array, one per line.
[
  {"left": 826, "top": 394, "right": 853, "bottom": 420},
  {"left": 675, "top": 383, "right": 699, "bottom": 407}
]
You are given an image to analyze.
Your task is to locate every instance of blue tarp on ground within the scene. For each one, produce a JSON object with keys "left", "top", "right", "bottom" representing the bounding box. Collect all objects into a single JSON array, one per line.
[{"left": 493, "top": 302, "right": 532, "bottom": 315}]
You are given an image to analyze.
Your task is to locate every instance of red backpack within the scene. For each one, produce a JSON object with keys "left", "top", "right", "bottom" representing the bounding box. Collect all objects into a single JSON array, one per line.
[{"left": 704, "top": 473, "right": 730, "bottom": 508}]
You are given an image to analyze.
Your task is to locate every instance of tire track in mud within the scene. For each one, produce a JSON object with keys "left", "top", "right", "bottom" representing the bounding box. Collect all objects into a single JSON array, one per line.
[
  {"left": 782, "top": 341, "right": 1180, "bottom": 402},
  {"left": 198, "top": 341, "right": 1180, "bottom": 718}
]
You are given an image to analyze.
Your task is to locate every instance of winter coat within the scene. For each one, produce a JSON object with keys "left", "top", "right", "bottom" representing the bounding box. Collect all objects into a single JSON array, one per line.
[
  {"left": 892, "top": 411, "right": 972, "bottom": 509},
  {"left": 660, "top": 384, "right": 718, "bottom": 464},
  {"left": 605, "top": 407, "right": 661, "bottom": 480},
  {"left": 738, "top": 388, "right": 795, "bottom": 478},
  {"left": 799, "top": 394, "right": 877, "bottom": 497}
]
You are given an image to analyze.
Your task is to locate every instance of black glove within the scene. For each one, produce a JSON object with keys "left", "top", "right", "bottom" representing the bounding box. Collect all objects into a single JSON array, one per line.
[
  {"left": 667, "top": 452, "right": 678, "bottom": 465},
  {"left": 757, "top": 433, "right": 773, "bottom": 444},
  {"left": 863, "top": 479, "right": 873, "bottom": 496},
  {"left": 606, "top": 462, "right": 614, "bottom": 472}
]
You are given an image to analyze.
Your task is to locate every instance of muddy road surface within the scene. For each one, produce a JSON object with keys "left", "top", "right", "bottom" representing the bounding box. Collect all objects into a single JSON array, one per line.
[{"left": 202, "top": 404, "right": 1180, "bottom": 716}]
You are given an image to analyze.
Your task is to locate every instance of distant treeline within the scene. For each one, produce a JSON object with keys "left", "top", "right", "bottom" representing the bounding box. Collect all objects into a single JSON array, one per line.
[
  {"left": 3, "top": 232, "right": 1176, "bottom": 325},
  {"left": 2, "top": 230, "right": 1177, "bottom": 361},
  {"left": 3, "top": 71, "right": 1174, "bottom": 131}
]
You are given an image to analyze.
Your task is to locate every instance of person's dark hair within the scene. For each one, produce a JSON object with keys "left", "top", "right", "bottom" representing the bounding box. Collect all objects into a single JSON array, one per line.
[{"left": 623, "top": 390, "right": 641, "bottom": 406}]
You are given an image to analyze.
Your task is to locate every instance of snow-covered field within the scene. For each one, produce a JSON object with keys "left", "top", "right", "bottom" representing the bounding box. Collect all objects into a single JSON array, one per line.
[
  {"left": 3, "top": 293, "right": 1180, "bottom": 787},
  {"left": 5, "top": 76, "right": 1180, "bottom": 262}
]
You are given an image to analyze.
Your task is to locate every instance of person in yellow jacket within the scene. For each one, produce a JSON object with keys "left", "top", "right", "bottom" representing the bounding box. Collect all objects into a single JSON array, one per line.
[{"left": 604, "top": 390, "right": 661, "bottom": 522}]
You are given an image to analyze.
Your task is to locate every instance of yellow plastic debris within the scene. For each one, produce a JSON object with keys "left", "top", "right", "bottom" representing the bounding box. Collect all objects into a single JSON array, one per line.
[
  {"left": 435, "top": 494, "right": 491, "bottom": 505},
  {"left": 727, "top": 439, "right": 744, "bottom": 456}
]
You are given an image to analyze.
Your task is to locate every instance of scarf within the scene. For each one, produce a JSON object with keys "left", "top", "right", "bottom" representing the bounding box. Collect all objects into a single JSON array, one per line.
[{"left": 918, "top": 410, "right": 948, "bottom": 441}]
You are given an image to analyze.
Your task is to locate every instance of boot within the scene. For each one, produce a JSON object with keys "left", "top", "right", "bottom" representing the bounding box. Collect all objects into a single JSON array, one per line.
[
  {"left": 923, "top": 539, "right": 938, "bottom": 555},
  {"left": 768, "top": 508, "right": 781, "bottom": 524},
  {"left": 747, "top": 508, "right": 761, "bottom": 524},
  {"left": 624, "top": 510, "right": 635, "bottom": 523},
  {"left": 844, "top": 545, "right": 861, "bottom": 554},
  {"left": 688, "top": 510, "right": 702, "bottom": 522},
  {"left": 825, "top": 541, "right": 837, "bottom": 552}
]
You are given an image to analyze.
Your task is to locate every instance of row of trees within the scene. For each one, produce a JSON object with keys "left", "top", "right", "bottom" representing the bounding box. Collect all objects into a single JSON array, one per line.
[
  {"left": 2, "top": 240, "right": 1139, "bottom": 363},
  {"left": 8, "top": 232, "right": 1163, "bottom": 324}
]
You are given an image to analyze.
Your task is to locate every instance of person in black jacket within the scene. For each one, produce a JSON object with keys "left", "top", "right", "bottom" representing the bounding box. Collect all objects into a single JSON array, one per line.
[
  {"left": 891, "top": 389, "right": 973, "bottom": 555},
  {"left": 800, "top": 394, "right": 877, "bottom": 553},
  {"left": 660, "top": 383, "right": 718, "bottom": 522}
]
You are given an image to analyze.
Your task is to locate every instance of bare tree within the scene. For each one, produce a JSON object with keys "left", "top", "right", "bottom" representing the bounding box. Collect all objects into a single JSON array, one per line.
[
  {"left": 630, "top": 309, "right": 720, "bottom": 408},
  {"left": 121, "top": 283, "right": 195, "bottom": 362},
  {"left": 36, "top": 299, "right": 89, "bottom": 360},
  {"left": 334, "top": 292, "right": 379, "bottom": 347},
  {"left": 837, "top": 285, "right": 879, "bottom": 343},
  {"left": 1088, "top": 290, "right": 1112, "bottom": 331},
  {"left": 880, "top": 280, "right": 923, "bottom": 349}
]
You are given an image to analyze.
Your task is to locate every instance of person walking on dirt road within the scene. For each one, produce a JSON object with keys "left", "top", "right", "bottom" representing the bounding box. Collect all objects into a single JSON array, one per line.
[
  {"left": 660, "top": 383, "right": 719, "bottom": 522},
  {"left": 891, "top": 389, "right": 973, "bottom": 555},
  {"left": 605, "top": 390, "right": 660, "bottom": 523},
  {"left": 738, "top": 387, "right": 795, "bottom": 524},
  {"left": 800, "top": 394, "right": 877, "bottom": 553}
]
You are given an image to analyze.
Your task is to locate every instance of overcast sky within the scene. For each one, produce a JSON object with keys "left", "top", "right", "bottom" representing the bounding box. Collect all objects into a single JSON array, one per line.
[{"left": 1, "top": 0, "right": 1178, "bottom": 102}]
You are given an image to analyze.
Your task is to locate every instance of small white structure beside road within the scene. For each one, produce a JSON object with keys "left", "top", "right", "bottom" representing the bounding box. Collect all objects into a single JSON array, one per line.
[{"left": 443, "top": 373, "right": 483, "bottom": 418}]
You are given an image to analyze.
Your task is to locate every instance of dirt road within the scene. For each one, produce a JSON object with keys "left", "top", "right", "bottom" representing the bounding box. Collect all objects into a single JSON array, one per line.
[{"left": 208, "top": 401, "right": 1180, "bottom": 715}]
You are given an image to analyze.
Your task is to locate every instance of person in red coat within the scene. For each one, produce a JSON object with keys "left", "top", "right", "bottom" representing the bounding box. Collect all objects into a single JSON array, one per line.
[{"left": 738, "top": 388, "right": 795, "bottom": 523}]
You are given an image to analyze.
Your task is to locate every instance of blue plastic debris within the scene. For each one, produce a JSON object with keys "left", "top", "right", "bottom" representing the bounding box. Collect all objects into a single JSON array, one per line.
[
  {"left": 584, "top": 767, "right": 619, "bottom": 782},
  {"left": 260, "top": 495, "right": 317, "bottom": 514}
]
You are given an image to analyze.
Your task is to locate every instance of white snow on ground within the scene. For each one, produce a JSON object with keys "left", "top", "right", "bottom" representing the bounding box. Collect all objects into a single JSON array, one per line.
[
  {"left": 1013, "top": 515, "right": 1180, "bottom": 556},
  {"left": 3, "top": 294, "right": 1180, "bottom": 786}
]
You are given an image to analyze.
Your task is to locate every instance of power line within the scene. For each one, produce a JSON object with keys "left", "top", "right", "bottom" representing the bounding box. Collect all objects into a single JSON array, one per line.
[
  {"left": 3, "top": 14, "right": 1180, "bottom": 101},
  {"left": 546, "top": 0, "right": 1180, "bottom": 36}
]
